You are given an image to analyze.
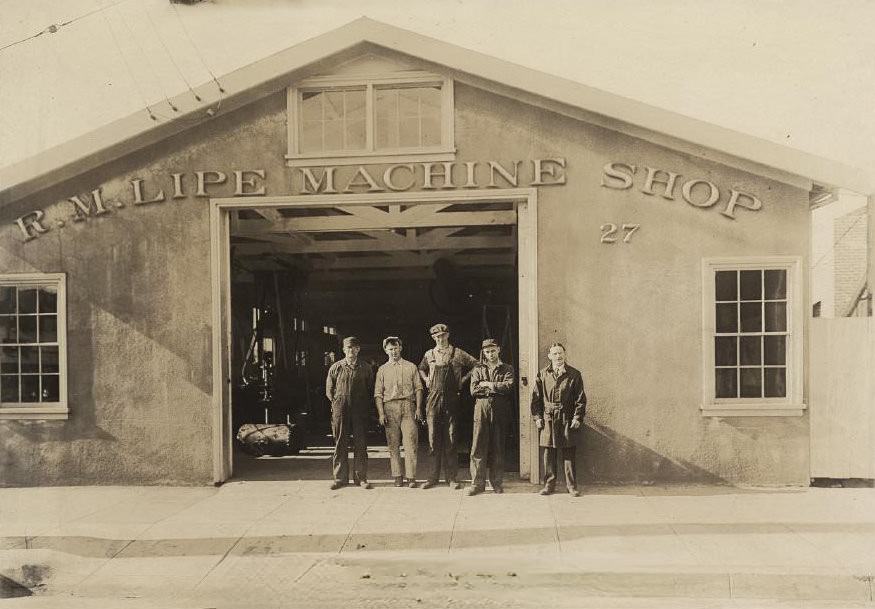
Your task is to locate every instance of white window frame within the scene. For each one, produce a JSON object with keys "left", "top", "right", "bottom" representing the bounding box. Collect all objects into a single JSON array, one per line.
[
  {"left": 700, "top": 257, "right": 805, "bottom": 417},
  {"left": 286, "top": 71, "right": 456, "bottom": 167},
  {"left": 0, "top": 273, "right": 68, "bottom": 420}
]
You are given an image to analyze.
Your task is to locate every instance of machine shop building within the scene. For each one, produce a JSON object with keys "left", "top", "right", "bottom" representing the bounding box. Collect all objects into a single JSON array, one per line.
[{"left": 0, "top": 19, "right": 872, "bottom": 487}]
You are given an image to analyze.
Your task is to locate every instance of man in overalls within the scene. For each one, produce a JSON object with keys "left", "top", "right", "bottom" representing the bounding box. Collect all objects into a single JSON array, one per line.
[
  {"left": 468, "top": 338, "right": 515, "bottom": 495},
  {"left": 325, "top": 336, "right": 375, "bottom": 490},
  {"left": 530, "top": 342, "right": 587, "bottom": 496},
  {"left": 418, "top": 323, "right": 478, "bottom": 490}
]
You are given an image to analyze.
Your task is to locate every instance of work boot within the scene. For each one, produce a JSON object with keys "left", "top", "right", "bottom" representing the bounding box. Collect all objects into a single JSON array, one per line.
[
  {"left": 467, "top": 486, "right": 484, "bottom": 496},
  {"left": 568, "top": 488, "right": 580, "bottom": 497},
  {"left": 330, "top": 480, "right": 346, "bottom": 490},
  {"left": 492, "top": 486, "right": 504, "bottom": 494},
  {"left": 361, "top": 481, "right": 373, "bottom": 490},
  {"left": 422, "top": 480, "right": 438, "bottom": 489},
  {"left": 539, "top": 486, "right": 553, "bottom": 496},
  {"left": 449, "top": 480, "right": 462, "bottom": 490},
  {"left": 394, "top": 477, "right": 404, "bottom": 487},
  {"left": 407, "top": 480, "right": 418, "bottom": 488}
]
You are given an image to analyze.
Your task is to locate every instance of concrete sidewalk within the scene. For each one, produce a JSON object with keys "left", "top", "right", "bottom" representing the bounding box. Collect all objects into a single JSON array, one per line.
[{"left": 1, "top": 474, "right": 874, "bottom": 608}]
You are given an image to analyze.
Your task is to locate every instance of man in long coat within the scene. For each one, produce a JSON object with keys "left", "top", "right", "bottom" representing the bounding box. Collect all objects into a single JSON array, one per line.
[
  {"left": 325, "top": 336, "right": 375, "bottom": 490},
  {"left": 468, "top": 338, "right": 515, "bottom": 495},
  {"left": 418, "top": 323, "right": 478, "bottom": 489},
  {"left": 530, "top": 342, "right": 586, "bottom": 496}
]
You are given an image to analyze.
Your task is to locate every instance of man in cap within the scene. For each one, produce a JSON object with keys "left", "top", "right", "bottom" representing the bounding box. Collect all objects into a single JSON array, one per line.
[
  {"left": 374, "top": 337, "right": 424, "bottom": 488},
  {"left": 325, "top": 336, "right": 375, "bottom": 490},
  {"left": 530, "top": 342, "right": 586, "bottom": 497},
  {"left": 467, "top": 338, "right": 515, "bottom": 495},
  {"left": 418, "top": 323, "right": 478, "bottom": 489}
]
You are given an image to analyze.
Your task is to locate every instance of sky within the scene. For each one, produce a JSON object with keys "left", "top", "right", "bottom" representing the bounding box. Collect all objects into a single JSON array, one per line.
[{"left": 1, "top": 0, "right": 874, "bottom": 190}]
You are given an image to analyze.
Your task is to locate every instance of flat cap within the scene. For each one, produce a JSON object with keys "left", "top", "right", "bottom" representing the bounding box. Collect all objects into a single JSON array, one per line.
[
  {"left": 429, "top": 323, "right": 449, "bottom": 336},
  {"left": 342, "top": 336, "right": 360, "bottom": 348},
  {"left": 481, "top": 338, "right": 500, "bottom": 349},
  {"left": 382, "top": 336, "right": 402, "bottom": 349}
]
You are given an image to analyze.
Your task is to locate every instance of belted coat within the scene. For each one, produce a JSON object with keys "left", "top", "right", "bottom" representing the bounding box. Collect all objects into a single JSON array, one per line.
[{"left": 530, "top": 364, "right": 587, "bottom": 448}]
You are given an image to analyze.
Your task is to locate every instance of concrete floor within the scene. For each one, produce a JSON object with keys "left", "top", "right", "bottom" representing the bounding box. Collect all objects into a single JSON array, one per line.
[{"left": 2, "top": 450, "right": 875, "bottom": 608}]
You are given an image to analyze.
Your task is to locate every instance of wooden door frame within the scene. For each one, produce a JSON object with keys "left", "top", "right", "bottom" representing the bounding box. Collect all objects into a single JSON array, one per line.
[{"left": 209, "top": 188, "right": 539, "bottom": 484}]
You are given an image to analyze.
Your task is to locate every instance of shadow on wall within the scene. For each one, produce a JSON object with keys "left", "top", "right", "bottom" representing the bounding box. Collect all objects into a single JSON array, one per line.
[
  {"left": 579, "top": 420, "right": 726, "bottom": 485},
  {"left": 0, "top": 306, "right": 119, "bottom": 487}
]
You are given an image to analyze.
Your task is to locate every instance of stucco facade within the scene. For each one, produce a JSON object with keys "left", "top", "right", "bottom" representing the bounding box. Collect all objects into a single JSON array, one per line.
[{"left": 0, "top": 35, "right": 817, "bottom": 487}]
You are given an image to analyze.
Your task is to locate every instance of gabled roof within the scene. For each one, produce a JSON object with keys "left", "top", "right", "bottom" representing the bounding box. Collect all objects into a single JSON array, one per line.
[{"left": 1, "top": 17, "right": 870, "bottom": 205}]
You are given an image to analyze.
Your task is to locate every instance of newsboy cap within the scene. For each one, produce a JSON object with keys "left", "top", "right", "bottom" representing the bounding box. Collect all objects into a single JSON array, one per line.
[
  {"left": 429, "top": 323, "right": 449, "bottom": 336},
  {"left": 481, "top": 338, "right": 500, "bottom": 349},
  {"left": 342, "top": 336, "right": 360, "bottom": 348},
  {"left": 382, "top": 336, "right": 402, "bottom": 349}
]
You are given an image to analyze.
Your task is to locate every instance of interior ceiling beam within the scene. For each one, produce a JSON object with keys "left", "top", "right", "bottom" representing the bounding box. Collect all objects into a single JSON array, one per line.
[
  {"left": 233, "top": 210, "right": 517, "bottom": 235},
  {"left": 237, "top": 253, "right": 514, "bottom": 272},
  {"left": 306, "top": 252, "right": 513, "bottom": 270},
  {"left": 303, "top": 267, "right": 515, "bottom": 283},
  {"left": 232, "top": 235, "right": 514, "bottom": 256}
]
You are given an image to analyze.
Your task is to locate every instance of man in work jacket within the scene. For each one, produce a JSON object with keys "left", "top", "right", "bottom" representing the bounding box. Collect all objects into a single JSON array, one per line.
[
  {"left": 374, "top": 336, "right": 425, "bottom": 488},
  {"left": 467, "top": 338, "right": 515, "bottom": 495},
  {"left": 418, "top": 323, "right": 478, "bottom": 490},
  {"left": 325, "top": 336, "right": 375, "bottom": 490},
  {"left": 530, "top": 342, "right": 587, "bottom": 497}
]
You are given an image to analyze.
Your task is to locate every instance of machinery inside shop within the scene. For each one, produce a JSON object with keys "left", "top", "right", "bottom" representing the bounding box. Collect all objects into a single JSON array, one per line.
[{"left": 228, "top": 202, "right": 520, "bottom": 480}]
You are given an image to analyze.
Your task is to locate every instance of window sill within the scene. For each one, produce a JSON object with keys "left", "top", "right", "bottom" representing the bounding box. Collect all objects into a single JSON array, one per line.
[
  {"left": 0, "top": 406, "right": 69, "bottom": 420},
  {"left": 700, "top": 403, "right": 806, "bottom": 417},
  {"left": 285, "top": 148, "right": 456, "bottom": 167}
]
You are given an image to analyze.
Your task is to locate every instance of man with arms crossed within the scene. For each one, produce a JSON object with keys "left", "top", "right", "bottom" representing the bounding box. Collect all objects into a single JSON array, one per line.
[
  {"left": 468, "top": 338, "right": 515, "bottom": 495},
  {"left": 374, "top": 336, "right": 424, "bottom": 488}
]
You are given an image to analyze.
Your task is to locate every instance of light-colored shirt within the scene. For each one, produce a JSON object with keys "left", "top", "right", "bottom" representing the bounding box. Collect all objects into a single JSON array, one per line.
[
  {"left": 551, "top": 364, "right": 567, "bottom": 378},
  {"left": 374, "top": 358, "right": 423, "bottom": 401}
]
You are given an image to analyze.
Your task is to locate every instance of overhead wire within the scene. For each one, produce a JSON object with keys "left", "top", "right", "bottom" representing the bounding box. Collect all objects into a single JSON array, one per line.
[
  {"left": 111, "top": 1, "right": 179, "bottom": 113},
  {"left": 0, "top": 0, "right": 130, "bottom": 53},
  {"left": 168, "top": 0, "right": 226, "bottom": 96},
  {"left": 95, "top": 0, "right": 163, "bottom": 122},
  {"left": 142, "top": 3, "right": 202, "bottom": 103}
]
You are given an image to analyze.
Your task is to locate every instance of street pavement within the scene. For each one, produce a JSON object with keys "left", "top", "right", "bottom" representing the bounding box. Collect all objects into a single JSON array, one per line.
[{"left": 1, "top": 446, "right": 874, "bottom": 608}]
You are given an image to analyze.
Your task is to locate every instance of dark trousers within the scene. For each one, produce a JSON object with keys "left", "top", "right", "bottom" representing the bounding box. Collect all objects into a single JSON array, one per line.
[
  {"left": 427, "top": 410, "right": 458, "bottom": 483},
  {"left": 470, "top": 403, "right": 506, "bottom": 489},
  {"left": 542, "top": 446, "right": 576, "bottom": 491},
  {"left": 331, "top": 410, "right": 368, "bottom": 483}
]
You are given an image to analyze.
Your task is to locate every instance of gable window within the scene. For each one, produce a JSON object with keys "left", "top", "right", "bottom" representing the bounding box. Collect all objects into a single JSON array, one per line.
[
  {"left": 0, "top": 273, "right": 68, "bottom": 419},
  {"left": 287, "top": 73, "right": 455, "bottom": 166},
  {"left": 701, "top": 258, "right": 804, "bottom": 417}
]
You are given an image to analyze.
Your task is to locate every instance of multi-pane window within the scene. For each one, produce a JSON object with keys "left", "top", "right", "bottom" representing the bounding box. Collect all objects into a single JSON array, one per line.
[
  {"left": 0, "top": 274, "right": 67, "bottom": 416},
  {"left": 288, "top": 75, "right": 453, "bottom": 161},
  {"left": 375, "top": 85, "right": 442, "bottom": 149},
  {"left": 300, "top": 89, "right": 366, "bottom": 153},
  {"left": 713, "top": 269, "right": 788, "bottom": 399}
]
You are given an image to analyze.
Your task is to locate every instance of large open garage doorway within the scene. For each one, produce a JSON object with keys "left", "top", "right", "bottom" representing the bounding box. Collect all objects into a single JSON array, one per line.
[{"left": 210, "top": 191, "right": 538, "bottom": 484}]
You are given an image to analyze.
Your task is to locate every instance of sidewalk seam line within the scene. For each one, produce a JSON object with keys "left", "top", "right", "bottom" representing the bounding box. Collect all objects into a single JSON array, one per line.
[
  {"left": 546, "top": 495, "right": 562, "bottom": 555},
  {"left": 194, "top": 492, "right": 295, "bottom": 589},
  {"left": 447, "top": 491, "right": 463, "bottom": 553},
  {"left": 338, "top": 491, "right": 379, "bottom": 554}
]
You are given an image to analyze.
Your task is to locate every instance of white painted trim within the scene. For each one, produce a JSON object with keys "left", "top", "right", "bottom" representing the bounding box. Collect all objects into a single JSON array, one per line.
[
  {"left": 0, "top": 273, "right": 68, "bottom": 420},
  {"left": 209, "top": 187, "right": 537, "bottom": 484},
  {"left": 0, "top": 407, "right": 69, "bottom": 420},
  {"left": 285, "top": 150, "right": 456, "bottom": 167},
  {"left": 700, "top": 256, "right": 804, "bottom": 418},
  {"left": 700, "top": 403, "right": 807, "bottom": 417},
  {"left": 298, "top": 71, "right": 444, "bottom": 88}
]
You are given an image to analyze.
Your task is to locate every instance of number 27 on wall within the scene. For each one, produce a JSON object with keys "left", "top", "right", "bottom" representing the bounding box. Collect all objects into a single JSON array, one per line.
[{"left": 600, "top": 223, "right": 640, "bottom": 243}]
